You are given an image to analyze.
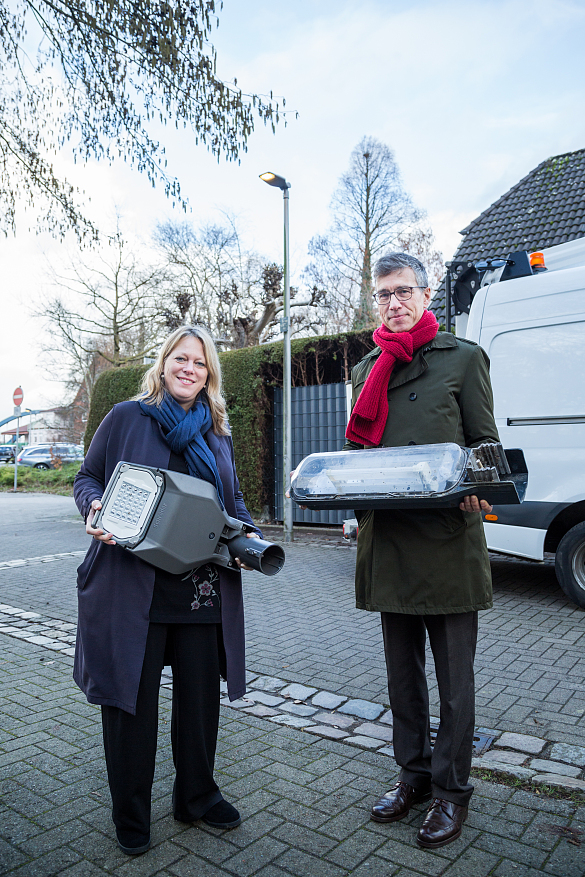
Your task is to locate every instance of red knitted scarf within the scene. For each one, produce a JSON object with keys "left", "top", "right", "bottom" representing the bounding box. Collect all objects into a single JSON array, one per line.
[{"left": 345, "top": 309, "right": 439, "bottom": 446}]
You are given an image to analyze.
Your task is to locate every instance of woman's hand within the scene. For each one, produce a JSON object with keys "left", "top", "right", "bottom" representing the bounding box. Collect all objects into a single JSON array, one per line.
[
  {"left": 86, "top": 499, "right": 116, "bottom": 545},
  {"left": 235, "top": 531, "right": 257, "bottom": 571},
  {"left": 459, "top": 495, "right": 493, "bottom": 515}
]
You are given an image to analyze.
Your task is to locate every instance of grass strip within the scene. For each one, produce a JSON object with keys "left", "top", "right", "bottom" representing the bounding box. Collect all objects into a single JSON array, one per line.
[
  {"left": 471, "top": 767, "right": 585, "bottom": 803},
  {"left": 0, "top": 462, "right": 81, "bottom": 495}
]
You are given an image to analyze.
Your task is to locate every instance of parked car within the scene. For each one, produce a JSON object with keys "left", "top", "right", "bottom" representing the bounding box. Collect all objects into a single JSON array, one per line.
[
  {"left": 16, "top": 443, "right": 85, "bottom": 470},
  {"left": 0, "top": 444, "right": 16, "bottom": 463}
]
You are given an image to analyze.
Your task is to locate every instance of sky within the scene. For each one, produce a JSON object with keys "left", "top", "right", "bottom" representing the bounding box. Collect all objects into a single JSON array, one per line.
[{"left": 2, "top": 0, "right": 585, "bottom": 424}]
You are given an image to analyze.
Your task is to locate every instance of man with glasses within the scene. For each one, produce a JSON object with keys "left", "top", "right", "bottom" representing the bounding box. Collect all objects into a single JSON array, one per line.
[{"left": 344, "top": 252, "right": 498, "bottom": 849}]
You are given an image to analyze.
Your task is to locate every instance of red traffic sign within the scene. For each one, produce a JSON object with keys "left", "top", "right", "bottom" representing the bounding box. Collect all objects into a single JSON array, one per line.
[{"left": 13, "top": 387, "right": 23, "bottom": 406}]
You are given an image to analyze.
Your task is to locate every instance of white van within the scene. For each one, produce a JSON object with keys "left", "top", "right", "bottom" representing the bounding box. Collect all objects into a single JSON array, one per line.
[{"left": 460, "top": 238, "right": 585, "bottom": 608}]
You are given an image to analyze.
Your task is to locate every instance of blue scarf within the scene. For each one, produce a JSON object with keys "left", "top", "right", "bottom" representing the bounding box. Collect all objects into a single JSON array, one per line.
[{"left": 139, "top": 393, "right": 225, "bottom": 508}]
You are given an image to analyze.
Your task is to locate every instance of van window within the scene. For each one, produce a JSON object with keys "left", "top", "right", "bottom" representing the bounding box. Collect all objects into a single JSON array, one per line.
[{"left": 488, "top": 321, "right": 585, "bottom": 419}]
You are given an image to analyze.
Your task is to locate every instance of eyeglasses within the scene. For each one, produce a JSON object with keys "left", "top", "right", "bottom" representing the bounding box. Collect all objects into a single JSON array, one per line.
[{"left": 373, "top": 286, "right": 426, "bottom": 305}]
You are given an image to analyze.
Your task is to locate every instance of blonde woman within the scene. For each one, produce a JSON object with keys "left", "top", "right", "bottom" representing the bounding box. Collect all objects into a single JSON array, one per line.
[{"left": 74, "top": 326, "right": 259, "bottom": 855}]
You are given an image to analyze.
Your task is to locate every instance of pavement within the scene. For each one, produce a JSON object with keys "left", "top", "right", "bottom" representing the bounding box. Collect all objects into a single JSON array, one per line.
[{"left": 1, "top": 493, "right": 585, "bottom": 876}]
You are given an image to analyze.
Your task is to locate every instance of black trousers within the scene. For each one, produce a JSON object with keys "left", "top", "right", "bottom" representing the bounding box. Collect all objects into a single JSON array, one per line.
[
  {"left": 101, "top": 622, "right": 222, "bottom": 843},
  {"left": 381, "top": 611, "right": 478, "bottom": 807}
]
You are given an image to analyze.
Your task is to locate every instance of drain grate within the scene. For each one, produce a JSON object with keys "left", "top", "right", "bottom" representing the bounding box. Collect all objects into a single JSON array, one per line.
[{"left": 429, "top": 722, "right": 495, "bottom": 756}]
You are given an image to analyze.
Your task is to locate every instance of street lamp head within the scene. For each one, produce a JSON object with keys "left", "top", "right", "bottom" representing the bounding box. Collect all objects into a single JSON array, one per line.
[{"left": 259, "top": 171, "right": 290, "bottom": 191}]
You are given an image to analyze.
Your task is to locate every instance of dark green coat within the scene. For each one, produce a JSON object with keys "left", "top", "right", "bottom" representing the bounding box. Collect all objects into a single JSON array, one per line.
[{"left": 344, "top": 332, "right": 499, "bottom": 615}]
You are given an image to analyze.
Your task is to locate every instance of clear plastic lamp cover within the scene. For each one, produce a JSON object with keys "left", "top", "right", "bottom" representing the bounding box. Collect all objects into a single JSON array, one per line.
[{"left": 291, "top": 443, "right": 468, "bottom": 501}]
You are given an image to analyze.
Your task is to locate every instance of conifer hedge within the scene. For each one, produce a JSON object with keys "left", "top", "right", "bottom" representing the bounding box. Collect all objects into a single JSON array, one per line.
[{"left": 84, "top": 329, "right": 374, "bottom": 516}]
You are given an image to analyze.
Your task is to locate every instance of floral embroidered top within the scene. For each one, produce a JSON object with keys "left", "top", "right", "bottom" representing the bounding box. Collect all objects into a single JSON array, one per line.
[{"left": 149, "top": 450, "right": 221, "bottom": 624}]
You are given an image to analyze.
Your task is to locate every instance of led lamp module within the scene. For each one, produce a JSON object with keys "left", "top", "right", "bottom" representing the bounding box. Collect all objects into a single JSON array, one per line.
[
  {"left": 93, "top": 462, "right": 285, "bottom": 576},
  {"left": 290, "top": 442, "right": 528, "bottom": 511}
]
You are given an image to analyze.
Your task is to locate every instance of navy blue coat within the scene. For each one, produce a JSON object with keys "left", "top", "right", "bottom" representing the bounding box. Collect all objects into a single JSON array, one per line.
[{"left": 73, "top": 401, "right": 257, "bottom": 714}]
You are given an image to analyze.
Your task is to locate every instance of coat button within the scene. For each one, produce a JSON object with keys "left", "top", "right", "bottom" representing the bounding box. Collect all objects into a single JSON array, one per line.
[{"left": 409, "top": 392, "right": 417, "bottom": 401}]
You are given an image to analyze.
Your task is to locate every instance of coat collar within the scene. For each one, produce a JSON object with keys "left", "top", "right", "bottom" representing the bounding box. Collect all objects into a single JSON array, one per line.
[
  {"left": 359, "top": 330, "right": 457, "bottom": 389},
  {"left": 363, "top": 330, "right": 457, "bottom": 361}
]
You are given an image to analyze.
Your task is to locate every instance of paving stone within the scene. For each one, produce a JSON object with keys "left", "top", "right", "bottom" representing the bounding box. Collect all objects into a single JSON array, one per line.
[
  {"left": 273, "top": 847, "right": 347, "bottom": 877},
  {"left": 550, "top": 742, "right": 585, "bottom": 766},
  {"left": 528, "top": 758, "right": 581, "bottom": 777},
  {"left": 0, "top": 837, "right": 28, "bottom": 872},
  {"left": 353, "top": 722, "right": 393, "bottom": 743},
  {"left": 348, "top": 857, "right": 399, "bottom": 877},
  {"left": 268, "top": 715, "right": 314, "bottom": 729},
  {"left": 378, "top": 709, "right": 393, "bottom": 726},
  {"left": 325, "top": 829, "right": 384, "bottom": 868},
  {"left": 471, "top": 760, "right": 536, "bottom": 780},
  {"left": 377, "top": 745, "right": 395, "bottom": 758},
  {"left": 532, "top": 773, "right": 585, "bottom": 790},
  {"left": 346, "top": 735, "right": 385, "bottom": 750},
  {"left": 58, "top": 862, "right": 111, "bottom": 877},
  {"left": 223, "top": 836, "right": 288, "bottom": 876},
  {"left": 496, "top": 732, "right": 546, "bottom": 754},
  {"left": 244, "top": 705, "right": 279, "bottom": 719},
  {"left": 376, "top": 838, "right": 446, "bottom": 875},
  {"left": 440, "top": 847, "right": 500, "bottom": 876},
  {"left": 311, "top": 692, "right": 348, "bottom": 710},
  {"left": 474, "top": 832, "right": 547, "bottom": 870},
  {"left": 311, "top": 712, "right": 355, "bottom": 729},
  {"left": 244, "top": 691, "right": 285, "bottom": 707},
  {"left": 279, "top": 702, "right": 319, "bottom": 717},
  {"left": 305, "top": 725, "right": 348, "bottom": 740},
  {"left": 247, "top": 675, "right": 287, "bottom": 692},
  {"left": 479, "top": 749, "right": 528, "bottom": 765},
  {"left": 493, "top": 863, "right": 557, "bottom": 877},
  {"left": 271, "top": 821, "right": 338, "bottom": 857},
  {"left": 169, "top": 853, "right": 234, "bottom": 876},
  {"left": 337, "top": 700, "right": 384, "bottom": 721},
  {"left": 280, "top": 683, "right": 318, "bottom": 701}
]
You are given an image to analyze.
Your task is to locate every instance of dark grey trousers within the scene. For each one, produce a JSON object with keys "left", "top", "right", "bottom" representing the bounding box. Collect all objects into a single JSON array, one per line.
[
  {"left": 101, "top": 622, "right": 222, "bottom": 845},
  {"left": 381, "top": 611, "right": 478, "bottom": 807}
]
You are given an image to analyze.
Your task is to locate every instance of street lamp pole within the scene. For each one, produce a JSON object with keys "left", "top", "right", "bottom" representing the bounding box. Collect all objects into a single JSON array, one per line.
[{"left": 260, "top": 172, "right": 293, "bottom": 543}]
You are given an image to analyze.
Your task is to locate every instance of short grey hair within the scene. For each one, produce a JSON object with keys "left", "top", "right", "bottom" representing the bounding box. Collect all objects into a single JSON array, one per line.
[{"left": 373, "top": 252, "right": 428, "bottom": 288}]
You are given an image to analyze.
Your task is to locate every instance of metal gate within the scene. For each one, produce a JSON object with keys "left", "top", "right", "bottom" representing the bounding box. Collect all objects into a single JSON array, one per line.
[{"left": 273, "top": 383, "right": 354, "bottom": 525}]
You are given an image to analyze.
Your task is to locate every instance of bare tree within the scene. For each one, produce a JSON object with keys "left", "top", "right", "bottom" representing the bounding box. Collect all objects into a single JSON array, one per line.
[
  {"left": 306, "top": 136, "right": 425, "bottom": 330},
  {"left": 155, "top": 217, "right": 323, "bottom": 347},
  {"left": 396, "top": 223, "right": 444, "bottom": 295},
  {"left": 0, "top": 0, "right": 286, "bottom": 240},
  {"left": 37, "top": 233, "right": 166, "bottom": 416}
]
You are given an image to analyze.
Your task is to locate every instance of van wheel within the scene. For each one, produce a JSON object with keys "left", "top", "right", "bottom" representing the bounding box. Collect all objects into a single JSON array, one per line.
[{"left": 555, "top": 522, "right": 585, "bottom": 608}]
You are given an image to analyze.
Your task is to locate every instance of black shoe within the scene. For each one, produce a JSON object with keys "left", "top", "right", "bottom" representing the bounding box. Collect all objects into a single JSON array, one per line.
[
  {"left": 371, "top": 781, "right": 432, "bottom": 823},
  {"left": 116, "top": 830, "right": 151, "bottom": 855},
  {"left": 417, "top": 798, "right": 468, "bottom": 848},
  {"left": 202, "top": 799, "right": 241, "bottom": 829}
]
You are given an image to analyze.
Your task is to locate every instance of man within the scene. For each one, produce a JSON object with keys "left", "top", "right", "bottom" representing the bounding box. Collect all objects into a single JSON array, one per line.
[{"left": 345, "top": 252, "right": 498, "bottom": 849}]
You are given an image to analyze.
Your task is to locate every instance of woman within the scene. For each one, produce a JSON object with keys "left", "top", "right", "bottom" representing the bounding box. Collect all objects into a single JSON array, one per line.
[{"left": 73, "top": 325, "right": 260, "bottom": 855}]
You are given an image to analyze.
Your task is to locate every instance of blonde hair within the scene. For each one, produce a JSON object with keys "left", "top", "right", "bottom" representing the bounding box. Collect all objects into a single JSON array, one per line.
[{"left": 136, "top": 325, "right": 229, "bottom": 436}]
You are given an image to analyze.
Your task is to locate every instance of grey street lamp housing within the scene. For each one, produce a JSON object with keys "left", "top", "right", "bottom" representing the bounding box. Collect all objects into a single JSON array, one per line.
[
  {"left": 93, "top": 461, "right": 285, "bottom": 576},
  {"left": 259, "top": 171, "right": 290, "bottom": 191}
]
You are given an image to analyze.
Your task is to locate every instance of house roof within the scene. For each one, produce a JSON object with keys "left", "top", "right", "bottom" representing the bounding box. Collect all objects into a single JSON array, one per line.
[
  {"left": 429, "top": 148, "right": 585, "bottom": 324},
  {"left": 453, "top": 148, "right": 585, "bottom": 262}
]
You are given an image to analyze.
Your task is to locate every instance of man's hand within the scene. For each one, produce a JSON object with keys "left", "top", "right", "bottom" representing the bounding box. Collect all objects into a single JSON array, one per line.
[{"left": 459, "top": 495, "right": 493, "bottom": 514}]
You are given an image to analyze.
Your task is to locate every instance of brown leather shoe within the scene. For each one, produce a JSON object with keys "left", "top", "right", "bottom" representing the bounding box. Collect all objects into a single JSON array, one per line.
[
  {"left": 370, "top": 781, "right": 432, "bottom": 823},
  {"left": 416, "top": 798, "right": 468, "bottom": 848}
]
